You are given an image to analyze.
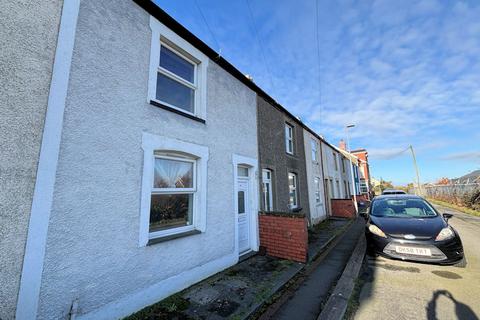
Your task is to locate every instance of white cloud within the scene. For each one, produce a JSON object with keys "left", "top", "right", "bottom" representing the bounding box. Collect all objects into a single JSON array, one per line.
[{"left": 441, "top": 152, "right": 480, "bottom": 162}]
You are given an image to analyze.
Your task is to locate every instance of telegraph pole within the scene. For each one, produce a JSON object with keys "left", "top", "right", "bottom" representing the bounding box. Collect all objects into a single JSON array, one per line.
[
  {"left": 409, "top": 145, "right": 422, "bottom": 195},
  {"left": 346, "top": 125, "right": 358, "bottom": 214}
]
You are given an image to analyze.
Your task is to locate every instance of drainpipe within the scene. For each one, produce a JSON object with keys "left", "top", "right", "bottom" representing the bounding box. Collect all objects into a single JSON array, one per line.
[{"left": 345, "top": 126, "right": 358, "bottom": 216}]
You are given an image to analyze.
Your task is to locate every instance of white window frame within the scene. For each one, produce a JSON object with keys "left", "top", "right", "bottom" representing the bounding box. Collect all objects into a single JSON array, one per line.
[
  {"left": 314, "top": 177, "right": 322, "bottom": 204},
  {"left": 139, "top": 132, "right": 209, "bottom": 246},
  {"left": 149, "top": 154, "right": 196, "bottom": 236},
  {"left": 148, "top": 16, "right": 209, "bottom": 120},
  {"left": 333, "top": 152, "right": 338, "bottom": 171},
  {"left": 262, "top": 169, "right": 273, "bottom": 211},
  {"left": 285, "top": 123, "right": 294, "bottom": 154},
  {"left": 360, "top": 180, "right": 368, "bottom": 194},
  {"left": 288, "top": 172, "right": 298, "bottom": 209},
  {"left": 311, "top": 139, "right": 318, "bottom": 162}
]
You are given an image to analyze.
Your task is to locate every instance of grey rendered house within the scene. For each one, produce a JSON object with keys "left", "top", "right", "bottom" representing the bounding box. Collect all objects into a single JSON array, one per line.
[
  {"left": 0, "top": 1, "right": 63, "bottom": 319},
  {"left": 321, "top": 141, "right": 352, "bottom": 201},
  {"left": 257, "top": 96, "right": 310, "bottom": 219},
  {"left": 303, "top": 129, "right": 327, "bottom": 225},
  {"left": 4, "top": 1, "right": 265, "bottom": 319}
]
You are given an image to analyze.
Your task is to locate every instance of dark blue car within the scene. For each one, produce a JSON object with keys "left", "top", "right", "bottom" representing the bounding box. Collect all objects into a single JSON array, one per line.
[{"left": 365, "top": 195, "right": 464, "bottom": 265}]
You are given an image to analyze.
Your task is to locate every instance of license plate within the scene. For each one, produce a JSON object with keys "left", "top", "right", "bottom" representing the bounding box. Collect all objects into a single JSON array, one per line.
[{"left": 395, "top": 246, "right": 431, "bottom": 256}]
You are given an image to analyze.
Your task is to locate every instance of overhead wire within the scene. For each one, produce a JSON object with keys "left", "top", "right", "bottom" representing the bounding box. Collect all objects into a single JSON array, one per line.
[
  {"left": 245, "top": 0, "right": 275, "bottom": 90},
  {"left": 193, "top": 0, "right": 222, "bottom": 56},
  {"left": 315, "top": 0, "right": 323, "bottom": 129}
]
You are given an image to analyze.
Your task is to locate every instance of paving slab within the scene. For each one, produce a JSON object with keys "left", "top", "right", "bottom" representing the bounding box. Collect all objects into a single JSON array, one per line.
[
  {"left": 270, "top": 218, "right": 365, "bottom": 320},
  {"left": 126, "top": 217, "right": 353, "bottom": 320}
]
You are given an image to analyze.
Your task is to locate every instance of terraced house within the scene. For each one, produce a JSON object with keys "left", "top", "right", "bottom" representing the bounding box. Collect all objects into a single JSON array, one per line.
[
  {"left": 1, "top": 1, "right": 368, "bottom": 319},
  {"left": 5, "top": 1, "right": 263, "bottom": 318}
]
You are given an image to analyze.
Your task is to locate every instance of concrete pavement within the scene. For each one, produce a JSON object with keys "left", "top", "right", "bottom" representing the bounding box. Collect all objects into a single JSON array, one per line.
[
  {"left": 266, "top": 218, "right": 365, "bottom": 320},
  {"left": 355, "top": 206, "right": 480, "bottom": 320}
]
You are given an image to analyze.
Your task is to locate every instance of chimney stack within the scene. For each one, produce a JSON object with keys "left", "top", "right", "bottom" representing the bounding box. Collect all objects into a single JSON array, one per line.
[{"left": 339, "top": 139, "right": 347, "bottom": 151}]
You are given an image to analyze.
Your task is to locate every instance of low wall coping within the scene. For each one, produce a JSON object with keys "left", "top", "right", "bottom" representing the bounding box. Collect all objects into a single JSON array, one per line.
[{"left": 258, "top": 211, "right": 306, "bottom": 218}]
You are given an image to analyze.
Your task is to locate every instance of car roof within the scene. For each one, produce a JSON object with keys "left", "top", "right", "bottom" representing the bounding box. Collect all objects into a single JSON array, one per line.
[
  {"left": 374, "top": 194, "right": 423, "bottom": 200},
  {"left": 382, "top": 189, "right": 406, "bottom": 193}
]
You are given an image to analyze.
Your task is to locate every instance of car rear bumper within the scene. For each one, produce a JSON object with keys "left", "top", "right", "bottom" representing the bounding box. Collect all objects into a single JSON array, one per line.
[{"left": 366, "top": 232, "right": 464, "bottom": 265}]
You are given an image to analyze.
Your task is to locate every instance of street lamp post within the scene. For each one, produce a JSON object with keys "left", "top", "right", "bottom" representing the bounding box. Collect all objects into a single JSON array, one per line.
[{"left": 345, "top": 124, "right": 358, "bottom": 215}]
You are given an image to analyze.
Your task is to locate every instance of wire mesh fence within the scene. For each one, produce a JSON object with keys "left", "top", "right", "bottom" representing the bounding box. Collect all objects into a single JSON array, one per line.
[{"left": 423, "top": 183, "right": 480, "bottom": 207}]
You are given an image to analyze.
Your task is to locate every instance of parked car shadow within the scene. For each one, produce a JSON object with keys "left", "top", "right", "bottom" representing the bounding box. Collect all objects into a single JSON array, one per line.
[{"left": 426, "top": 290, "right": 478, "bottom": 320}]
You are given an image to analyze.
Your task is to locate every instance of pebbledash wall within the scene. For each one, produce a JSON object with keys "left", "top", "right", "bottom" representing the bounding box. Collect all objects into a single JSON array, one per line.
[
  {"left": 257, "top": 96, "right": 310, "bottom": 217},
  {"left": 24, "top": 0, "right": 258, "bottom": 319},
  {"left": 0, "top": 1, "right": 63, "bottom": 318}
]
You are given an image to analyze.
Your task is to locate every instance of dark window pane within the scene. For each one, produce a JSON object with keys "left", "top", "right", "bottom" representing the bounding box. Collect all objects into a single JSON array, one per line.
[
  {"left": 160, "top": 46, "right": 194, "bottom": 83},
  {"left": 149, "top": 194, "right": 193, "bottom": 232},
  {"left": 156, "top": 73, "right": 194, "bottom": 113},
  {"left": 238, "top": 191, "right": 245, "bottom": 214},
  {"left": 154, "top": 158, "right": 193, "bottom": 189}
]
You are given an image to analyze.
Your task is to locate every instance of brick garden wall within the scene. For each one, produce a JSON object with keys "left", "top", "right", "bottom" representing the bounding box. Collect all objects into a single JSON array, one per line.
[
  {"left": 258, "top": 213, "right": 308, "bottom": 263},
  {"left": 331, "top": 199, "right": 357, "bottom": 219}
]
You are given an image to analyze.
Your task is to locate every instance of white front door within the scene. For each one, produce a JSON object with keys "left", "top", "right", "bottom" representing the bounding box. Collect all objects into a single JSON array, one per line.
[{"left": 237, "top": 178, "right": 250, "bottom": 254}]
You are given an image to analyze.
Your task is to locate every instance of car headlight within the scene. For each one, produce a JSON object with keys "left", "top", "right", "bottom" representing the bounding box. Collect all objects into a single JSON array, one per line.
[
  {"left": 368, "top": 224, "right": 387, "bottom": 238},
  {"left": 435, "top": 227, "right": 455, "bottom": 241}
]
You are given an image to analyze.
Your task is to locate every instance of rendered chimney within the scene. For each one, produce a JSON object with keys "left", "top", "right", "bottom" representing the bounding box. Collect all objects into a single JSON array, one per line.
[{"left": 339, "top": 139, "right": 347, "bottom": 151}]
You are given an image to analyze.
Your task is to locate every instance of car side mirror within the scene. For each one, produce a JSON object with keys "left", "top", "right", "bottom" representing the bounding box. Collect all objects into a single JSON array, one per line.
[{"left": 443, "top": 213, "right": 453, "bottom": 221}]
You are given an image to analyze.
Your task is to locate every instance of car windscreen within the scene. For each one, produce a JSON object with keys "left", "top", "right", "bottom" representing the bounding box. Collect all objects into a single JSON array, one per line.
[{"left": 371, "top": 198, "right": 437, "bottom": 218}]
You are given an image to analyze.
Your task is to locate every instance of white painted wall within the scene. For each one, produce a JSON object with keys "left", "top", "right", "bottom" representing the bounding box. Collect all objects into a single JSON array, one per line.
[
  {"left": 303, "top": 130, "right": 326, "bottom": 225},
  {"left": 0, "top": 1, "right": 63, "bottom": 318},
  {"left": 32, "top": 1, "right": 258, "bottom": 319}
]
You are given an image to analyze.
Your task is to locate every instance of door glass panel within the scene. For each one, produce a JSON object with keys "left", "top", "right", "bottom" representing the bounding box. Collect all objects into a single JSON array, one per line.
[
  {"left": 238, "top": 166, "right": 249, "bottom": 177},
  {"left": 238, "top": 191, "right": 245, "bottom": 214}
]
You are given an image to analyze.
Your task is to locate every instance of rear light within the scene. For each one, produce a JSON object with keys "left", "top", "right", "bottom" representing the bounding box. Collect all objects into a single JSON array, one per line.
[
  {"left": 435, "top": 227, "right": 455, "bottom": 241},
  {"left": 368, "top": 224, "right": 387, "bottom": 238}
]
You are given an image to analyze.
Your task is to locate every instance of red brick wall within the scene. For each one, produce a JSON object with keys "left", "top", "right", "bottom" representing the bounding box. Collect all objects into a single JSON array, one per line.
[
  {"left": 331, "top": 199, "right": 357, "bottom": 219},
  {"left": 258, "top": 214, "right": 308, "bottom": 263},
  {"left": 356, "top": 194, "right": 369, "bottom": 202}
]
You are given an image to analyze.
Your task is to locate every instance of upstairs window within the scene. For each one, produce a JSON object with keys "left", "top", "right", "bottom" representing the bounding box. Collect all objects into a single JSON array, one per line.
[
  {"left": 311, "top": 139, "right": 318, "bottom": 161},
  {"left": 342, "top": 158, "right": 346, "bottom": 173},
  {"left": 285, "top": 124, "right": 294, "bottom": 154},
  {"left": 333, "top": 153, "right": 338, "bottom": 171},
  {"left": 148, "top": 17, "right": 208, "bottom": 121},
  {"left": 156, "top": 44, "right": 197, "bottom": 114}
]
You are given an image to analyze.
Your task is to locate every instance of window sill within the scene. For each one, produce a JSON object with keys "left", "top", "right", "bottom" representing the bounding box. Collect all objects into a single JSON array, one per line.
[
  {"left": 150, "top": 100, "right": 206, "bottom": 124},
  {"left": 147, "top": 229, "right": 201, "bottom": 245}
]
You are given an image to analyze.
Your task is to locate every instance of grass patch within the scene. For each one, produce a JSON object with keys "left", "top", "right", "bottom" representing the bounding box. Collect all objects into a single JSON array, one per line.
[
  {"left": 343, "top": 260, "right": 367, "bottom": 320},
  {"left": 311, "top": 219, "right": 332, "bottom": 232},
  {"left": 427, "top": 198, "right": 480, "bottom": 217},
  {"left": 124, "top": 293, "right": 191, "bottom": 320}
]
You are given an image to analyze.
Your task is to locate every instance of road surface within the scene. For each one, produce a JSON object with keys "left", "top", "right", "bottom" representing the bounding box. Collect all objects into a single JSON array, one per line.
[{"left": 355, "top": 206, "right": 480, "bottom": 320}]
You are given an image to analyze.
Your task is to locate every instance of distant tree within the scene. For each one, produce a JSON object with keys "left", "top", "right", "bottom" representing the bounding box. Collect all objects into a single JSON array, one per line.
[
  {"left": 373, "top": 178, "right": 394, "bottom": 194},
  {"left": 436, "top": 177, "right": 450, "bottom": 185}
]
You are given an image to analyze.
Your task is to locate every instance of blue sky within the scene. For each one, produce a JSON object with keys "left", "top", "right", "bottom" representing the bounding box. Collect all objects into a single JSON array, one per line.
[{"left": 154, "top": 0, "right": 480, "bottom": 185}]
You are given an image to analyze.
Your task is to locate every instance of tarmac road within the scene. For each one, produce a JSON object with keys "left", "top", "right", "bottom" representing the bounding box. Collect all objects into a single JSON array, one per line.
[{"left": 355, "top": 206, "right": 480, "bottom": 320}]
